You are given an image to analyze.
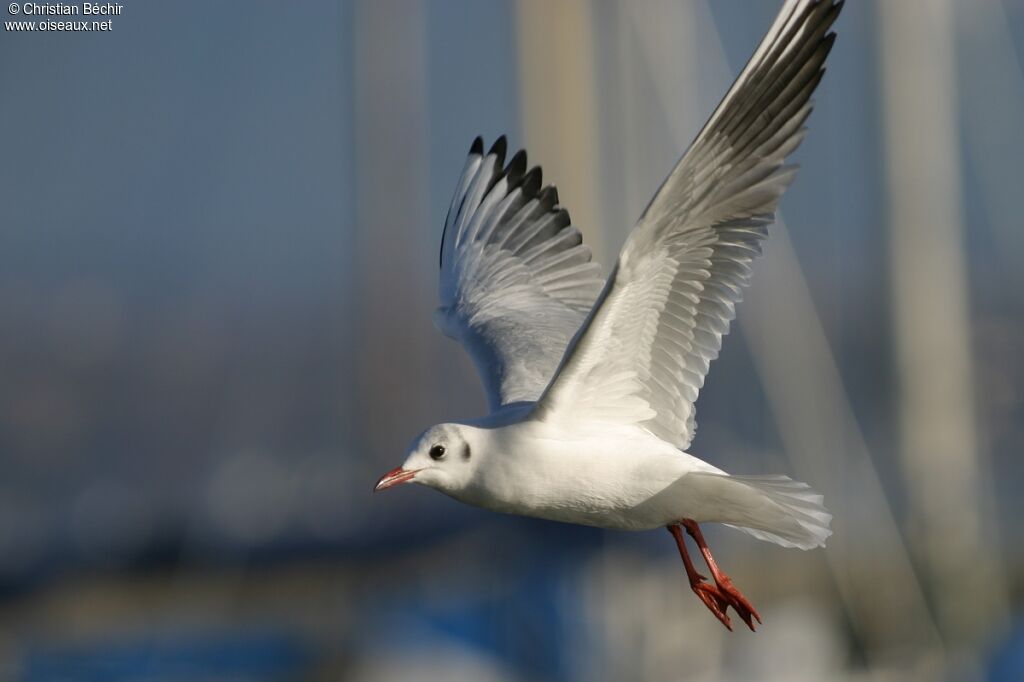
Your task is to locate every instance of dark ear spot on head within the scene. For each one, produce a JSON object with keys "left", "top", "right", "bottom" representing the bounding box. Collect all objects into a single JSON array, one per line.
[{"left": 463, "top": 443, "right": 471, "bottom": 460}]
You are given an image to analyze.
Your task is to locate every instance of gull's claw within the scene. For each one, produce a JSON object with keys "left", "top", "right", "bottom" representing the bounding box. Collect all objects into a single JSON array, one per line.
[
  {"left": 690, "top": 578, "right": 733, "bottom": 631},
  {"left": 715, "top": 576, "right": 761, "bottom": 631}
]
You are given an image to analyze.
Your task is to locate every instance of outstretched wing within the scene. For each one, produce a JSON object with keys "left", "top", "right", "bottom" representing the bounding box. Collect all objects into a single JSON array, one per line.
[
  {"left": 436, "top": 137, "right": 605, "bottom": 412},
  {"left": 536, "top": 0, "right": 842, "bottom": 449}
]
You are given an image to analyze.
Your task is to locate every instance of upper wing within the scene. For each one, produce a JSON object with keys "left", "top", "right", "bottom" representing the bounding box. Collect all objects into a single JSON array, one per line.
[
  {"left": 535, "top": 0, "right": 842, "bottom": 449},
  {"left": 436, "top": 137, "right": 605, "bottom": 412}
]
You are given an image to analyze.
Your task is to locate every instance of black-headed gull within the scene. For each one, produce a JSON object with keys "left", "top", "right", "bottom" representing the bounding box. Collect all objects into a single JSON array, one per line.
[{"left": 376, "top": 0, "right": 841, "bottom": 632}]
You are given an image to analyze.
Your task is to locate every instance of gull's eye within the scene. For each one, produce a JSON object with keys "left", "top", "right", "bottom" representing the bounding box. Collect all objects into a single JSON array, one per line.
[{"left": 429, "top": 444, "right": 446, "bottom": 460}]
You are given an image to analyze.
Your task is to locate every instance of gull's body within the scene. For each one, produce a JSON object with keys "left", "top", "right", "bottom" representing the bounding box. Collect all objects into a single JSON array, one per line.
[
  {"left": 431, "top": 414, "right": 816, "bottom": 543},
  {"left": 442, "top": 416, "right": 714, "bottom": 531},
  {"left": 376, "top": 0, "right": 843, "bottom": 631}
]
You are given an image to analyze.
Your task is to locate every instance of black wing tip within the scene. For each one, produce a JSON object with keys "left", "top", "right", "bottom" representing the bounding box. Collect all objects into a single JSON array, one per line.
[
  {"left": 505, "top": 149, "right": 528, "bottom": 183},
  {"left": 488, "top": 135, "right": 508, "bottom": 160},
  {"left": 470, "top": 136, "right": 484, "bottom": 155},
  {"left": 508, "top": 149, "right": 527, "bottom": 171},
  {"left": 821, "top": 1, "right": 843, "bottom": 33},
  {"left": 520, "top": 166, "right": 543, "bottom": 195},
  {"left": 539, "top": 184, "right": 559, "bottom": 206},
  {"left": 537, "top": 185, "right": 560, "bottom": 211}
]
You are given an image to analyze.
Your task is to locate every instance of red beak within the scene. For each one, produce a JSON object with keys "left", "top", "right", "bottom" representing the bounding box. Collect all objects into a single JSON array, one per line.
[{"left": 374, "top": 466, "right": 421, "bottom": 492}]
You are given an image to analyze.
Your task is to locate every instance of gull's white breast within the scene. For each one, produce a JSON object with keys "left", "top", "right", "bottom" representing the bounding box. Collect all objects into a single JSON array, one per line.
[{"left": 456, "top": 419, "right": 723, "bottom": 530}]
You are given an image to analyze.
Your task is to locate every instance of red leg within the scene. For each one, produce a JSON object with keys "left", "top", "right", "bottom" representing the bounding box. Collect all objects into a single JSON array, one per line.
[
  {"left": 666, "top": 525, "right": 733, "bottom": 631},
  {"left": 681, "top": 519, "right": 762, "bottom": 631}
]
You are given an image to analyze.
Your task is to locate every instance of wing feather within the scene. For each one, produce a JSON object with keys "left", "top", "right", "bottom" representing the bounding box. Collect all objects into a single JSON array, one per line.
[{"left": 436, "top": 138, "right": 605, "bottom": 412}]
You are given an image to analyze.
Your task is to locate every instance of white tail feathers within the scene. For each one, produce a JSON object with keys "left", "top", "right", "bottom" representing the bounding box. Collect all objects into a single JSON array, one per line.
[{"left": 690, "top": 473, "right": 832, "bottom": 550}]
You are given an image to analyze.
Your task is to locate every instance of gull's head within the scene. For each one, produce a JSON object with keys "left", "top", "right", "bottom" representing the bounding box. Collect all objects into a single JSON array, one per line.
[{"left": 374, "top": 423, "right": 479, "bottom": 494}]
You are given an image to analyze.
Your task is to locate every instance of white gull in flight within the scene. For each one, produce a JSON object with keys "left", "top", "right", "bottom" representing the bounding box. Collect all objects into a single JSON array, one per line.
[{"left": 376, "top": 0, "right": 842, "bottom": 631}]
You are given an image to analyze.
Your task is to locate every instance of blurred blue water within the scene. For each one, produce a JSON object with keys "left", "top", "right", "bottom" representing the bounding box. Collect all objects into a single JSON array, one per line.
[{"left": 23, "top": 630, "right": 311, "bottom": 682}]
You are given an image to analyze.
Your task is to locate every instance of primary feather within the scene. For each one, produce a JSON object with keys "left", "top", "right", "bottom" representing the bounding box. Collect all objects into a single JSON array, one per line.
[{"left": 436, "top": 137, "right": 605, "bottom": 411}]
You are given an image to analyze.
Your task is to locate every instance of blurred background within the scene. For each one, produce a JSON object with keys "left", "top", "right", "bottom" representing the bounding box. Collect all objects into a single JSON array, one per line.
[{"left": 1, "top": 0, "right": 1023, "bottom": 679}]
